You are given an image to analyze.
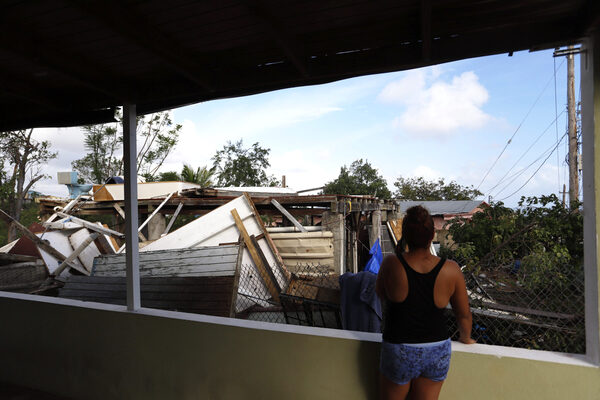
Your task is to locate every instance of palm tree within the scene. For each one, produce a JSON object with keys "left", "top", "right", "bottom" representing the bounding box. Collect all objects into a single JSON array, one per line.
[{"left": 180, "top": 164, "right": 215, "bottom": 187}]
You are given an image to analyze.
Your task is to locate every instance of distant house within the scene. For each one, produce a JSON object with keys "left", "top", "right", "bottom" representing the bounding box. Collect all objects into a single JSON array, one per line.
[{"left": 396, "top": 200, "right": 488, "bottom": 246}]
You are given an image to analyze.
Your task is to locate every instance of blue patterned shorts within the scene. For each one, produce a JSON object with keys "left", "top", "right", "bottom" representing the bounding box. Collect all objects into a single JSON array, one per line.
[{"left": 380, "top": 339, "right": 451, "bottom": 385}]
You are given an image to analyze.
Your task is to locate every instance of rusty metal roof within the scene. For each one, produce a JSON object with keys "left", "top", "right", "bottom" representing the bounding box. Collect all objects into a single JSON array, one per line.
[{"left": 1, "top": 0, "right": 598, "bottom": 130}]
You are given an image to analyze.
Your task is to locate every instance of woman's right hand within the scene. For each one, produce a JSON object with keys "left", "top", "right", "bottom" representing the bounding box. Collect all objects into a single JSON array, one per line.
[{"left": 458, "top": 336, "right": 476, "bottom": 344}]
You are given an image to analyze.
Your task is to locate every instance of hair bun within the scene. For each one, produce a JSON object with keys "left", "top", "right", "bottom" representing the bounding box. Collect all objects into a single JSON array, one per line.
[{"left": 402, "top": 205, "right": 434, "bottom": 250}]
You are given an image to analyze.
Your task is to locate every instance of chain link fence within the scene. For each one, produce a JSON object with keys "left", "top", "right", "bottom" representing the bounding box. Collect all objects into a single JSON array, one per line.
[
  {"left": 235, "top": 211, "right": 584, "bottom": 354},
  {"left": 441, "top": 237, "right": 585, "bottom": 354},
  {"left": 235, "top": 262, "right": 341, "bottom": 329},
  {"left": 235, "top": 250, "right": 584, "bottom": 354}
]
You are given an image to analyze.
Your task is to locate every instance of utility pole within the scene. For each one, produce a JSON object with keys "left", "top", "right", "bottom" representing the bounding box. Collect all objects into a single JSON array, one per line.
[{"left": 567, "top": 45, "right": 578, "bottom": 205}]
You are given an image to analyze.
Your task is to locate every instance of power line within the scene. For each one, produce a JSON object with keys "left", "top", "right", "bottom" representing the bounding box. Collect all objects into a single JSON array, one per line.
[
  {"left": 475, "top": 58, "right": 565, "bottom": 192},
  {"left": 498, "top": 130, "right": 568, "bottom": 202},
  {"left": 485, "top": 109, "right": 565, "bottom": 194},
  {"left": 492, "top": 141, "right": 557, "bottom": 199},
  {"left": 492, "top": 127, "right": 569, "bottom": 198}
]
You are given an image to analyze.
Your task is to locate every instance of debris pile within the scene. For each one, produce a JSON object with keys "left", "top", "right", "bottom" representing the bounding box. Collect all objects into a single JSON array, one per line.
[{"left": 1, "top": 186, "right": 400, "bottom": 325}]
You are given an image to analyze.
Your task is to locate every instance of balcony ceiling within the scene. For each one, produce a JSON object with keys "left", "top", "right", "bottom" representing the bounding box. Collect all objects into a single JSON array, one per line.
[{"left": 1, "top": 0, "right": 598, "bottom": 131}]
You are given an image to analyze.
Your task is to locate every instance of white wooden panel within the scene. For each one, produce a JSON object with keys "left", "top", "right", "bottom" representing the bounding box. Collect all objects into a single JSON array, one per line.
[
  {"left": 141, "top": 196, "right": 258, "bottom": 251},
  {"left": 69, "top": 228, "right": 101, "bottom": 273},
  {"left": 35, "top": 231, "right": 86, "bottom": 275},
  {"left": 93, "top": 246, "right": 239, "bottom": 278},
  {"left": 93, "top": 181, "right": 201, "bottom": 202},
  {"left": 140, "top": 195, "right": 285, "bottom": 312},
  {"left": 270, "top": 231, "right": 335, "bottom": 272}
]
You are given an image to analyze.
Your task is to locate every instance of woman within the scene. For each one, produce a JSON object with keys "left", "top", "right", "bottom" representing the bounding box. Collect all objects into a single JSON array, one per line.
[{"left": 375, "top": 205, "right": 475, "bottom": 400}]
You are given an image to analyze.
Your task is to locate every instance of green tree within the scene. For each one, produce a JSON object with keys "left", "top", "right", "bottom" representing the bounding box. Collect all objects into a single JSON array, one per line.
[
  {"left": 443, "top": 194, "right": 583, "bottom": 281},
  {"left": 136, "top": 112, "right": 181, "bottom": 180},
  {"left": 71, "top": 124, "right": 122, "bottom": 184},
  {"left": 212, "top": 140, "right": 279, "bottom": 187},
  {"left": 72, "top": 110, "right": 181, "bottom": 183},
  {"left": 180, "top": 164, "right": 215, "bottom": 187},
  {"left": 0, "top": 129, "right": 57, "bottom": 242},
  {"left": 394, "top": 176, "right": 482, "bottom": 200},
  {"left": 323, "top": 159, "right": 391, "bottom": 198},
  {"left": 156, "top": 171, "right": 181, "bottom": 182}
]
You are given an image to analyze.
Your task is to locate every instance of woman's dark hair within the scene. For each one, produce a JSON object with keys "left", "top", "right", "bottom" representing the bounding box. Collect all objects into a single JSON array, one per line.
[{"left": 401, "top": 205, "right": 434, "bottom": 250}]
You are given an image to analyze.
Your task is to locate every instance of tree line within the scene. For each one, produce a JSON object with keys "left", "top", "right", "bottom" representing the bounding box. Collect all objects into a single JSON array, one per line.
[{"left": 0, "top": 111, "right": 481, "bottom": 244}]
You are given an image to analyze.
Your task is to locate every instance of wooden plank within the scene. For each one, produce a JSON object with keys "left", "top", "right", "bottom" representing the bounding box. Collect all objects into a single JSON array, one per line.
[
  {"left": 250, "top": 234, "right": 281, "bottom": 293},
  {"left": 97, "top": 245, "right": 240, "bottom": 265},
  {"left": 231, "top": 208, "right": 279, "bottom": 302},
  {"left": 58, "top": 275, "right": 235, "bottom": 317},
  {"left": 230, "top": 240, "right": 243, "bottom": 317},
  {"left": 244, "top": 192, "right": 291, "bottom": 282},
  {"left": 94, "top": 246, "right": 240, "bottom": 265},
  {"left": 137, "top": 191, "right": 175, "bottom": 233},
  {"left": 0, "top": 253, "right": 39, "bottom": 265},
  {"left": 0, "top": 208, "right": 78, "bottom": 271},
  {"left": 55, "top": 211, "right": 125, "bottom": 238},
  {"left": 45, "top": 196, "right": 81, "bottom": 223},
  {"left": 69, "top": 228, "right": 101, "bottom": 272},
  {"left": 388, "top": 218, "right": 403, "bottom": 243},
  {"left": 96, "top": 253, "right": 239, "bottom": 269},
  {"left": 270, "top": 199, "right": 307, "bottom": 232},
  {"left": 92, "top": 246, "right": 240, "bottom": 277},
  {"left": 54, "top": 232, "right": 99, "bottom": 277},
  {"left": 162, "top": 201, "right": 184, "bottom": 236},
  {"left": 0, "top": 259, "right": 47, "bottom": 291},
  {"left": 114, "top": 204, "right": 147, "bottom": 241}
]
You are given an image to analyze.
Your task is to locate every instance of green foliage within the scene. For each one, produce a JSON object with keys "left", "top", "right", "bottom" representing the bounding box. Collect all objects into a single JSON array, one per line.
[
  {"left": 180, "top": 164, "right": 215, "bottom": 187},
  {"left": 394, "top": 176, "right": 482, "bottom": 200},
  {"left": 0, "top": 129, "right": 57, "bottom": 241},
  {"left": 136, "top": 112, "right": 181, "bottom": 180},
  {"left": 323, "top": 159, "right": 391, "bottom": 198},
  {"left": 157, "top": 171, "right": 181, "bottom": 182},
  {"left": 443, "top": 194, "right": 583, "bottom": 288},
  {"left": 212, "top": 140, "right": 279, "bottom": 187},
  {"left": 0, "top": 202, "right": 40, "bottom": 246},
  {"left": 72, "top": 110, "right": 181, "bottom": 183},
  {"left": 72, "top": 124, "right": 122, "bottom": 184}
]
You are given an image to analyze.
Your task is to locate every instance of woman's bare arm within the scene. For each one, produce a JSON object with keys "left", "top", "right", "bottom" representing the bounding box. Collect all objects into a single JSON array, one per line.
[{"left": 448, "top": 263, "right": 475, "bottom": 344}]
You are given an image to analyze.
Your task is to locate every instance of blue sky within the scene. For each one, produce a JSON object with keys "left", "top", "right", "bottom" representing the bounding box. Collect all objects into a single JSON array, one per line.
[{"left": 37, "top": 48, "right": 579, "bottom": 207}]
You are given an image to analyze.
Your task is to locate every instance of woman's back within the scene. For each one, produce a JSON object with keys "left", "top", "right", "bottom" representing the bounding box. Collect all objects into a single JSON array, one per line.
[{"left": 380, "top": 253, "right": 452, "bottom": 344}]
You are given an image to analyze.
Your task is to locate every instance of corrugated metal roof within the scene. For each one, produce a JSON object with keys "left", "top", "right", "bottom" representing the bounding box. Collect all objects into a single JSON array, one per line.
[{"left": 396, "top": 200, "right": 485, "bottom": 215}]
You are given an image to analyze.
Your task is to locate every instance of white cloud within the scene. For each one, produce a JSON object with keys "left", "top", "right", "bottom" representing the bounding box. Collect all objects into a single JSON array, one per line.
[
  {"left": 378, "top": 68, "right": 491, "bottom": 137},
  {"left": 411, "top": 165, "right": 444, "bottom": 181},
  {"left": 270, "top": 149, "right": 337, "bottom": 191}
]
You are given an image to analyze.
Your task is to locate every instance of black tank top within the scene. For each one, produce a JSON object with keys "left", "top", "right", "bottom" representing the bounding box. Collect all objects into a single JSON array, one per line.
[{"left": 382, "top": 254, "right": 449, "bottom": 343}]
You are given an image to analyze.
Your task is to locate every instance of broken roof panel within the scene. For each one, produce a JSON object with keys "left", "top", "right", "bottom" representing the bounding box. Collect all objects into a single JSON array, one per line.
[
  {"left": 141, "top": 194, "right": 289, "bottom": 311},
  {"left": 93, "top": 245, "right": 241, "bottom": 278}
]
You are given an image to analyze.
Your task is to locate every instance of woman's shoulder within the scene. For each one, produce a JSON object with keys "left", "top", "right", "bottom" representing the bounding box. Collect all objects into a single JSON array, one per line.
[{"left": 439, "top": 258, "right": 463, "bottom": 279}]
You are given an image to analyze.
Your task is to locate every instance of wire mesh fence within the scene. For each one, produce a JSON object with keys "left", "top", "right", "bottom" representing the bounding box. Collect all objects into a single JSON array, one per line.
[
  {"left": 235, "top": 248, "right": 584, "bottom": 354},
  {"left": 235, "top": 262, "right": 342, "bottom": 329},
  {"left": 236, "top": 199, "right": 584, "bottom": 355},
  {"left": 440, "top": 229, "right": 585, "bottom": 354}
]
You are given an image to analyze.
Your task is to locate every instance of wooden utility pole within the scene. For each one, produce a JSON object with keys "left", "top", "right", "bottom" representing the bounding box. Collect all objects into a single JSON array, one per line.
[{"left": 567, "top": 45, "right": 578, "bottom": 205}]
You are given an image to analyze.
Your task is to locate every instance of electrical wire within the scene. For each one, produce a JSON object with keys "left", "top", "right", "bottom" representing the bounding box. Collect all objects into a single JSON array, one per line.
[
  {"left": 485, "top": 109, "right": 565, "bottom": 194},
  {"left": 492, "top": 133, "right": 566, "bottom": 199},
  {"left": 475, "top": 58, "right": 566, "bottom": 192},
  {"left": 497, "top": 130, "right": 569, "bottom": 202}
]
